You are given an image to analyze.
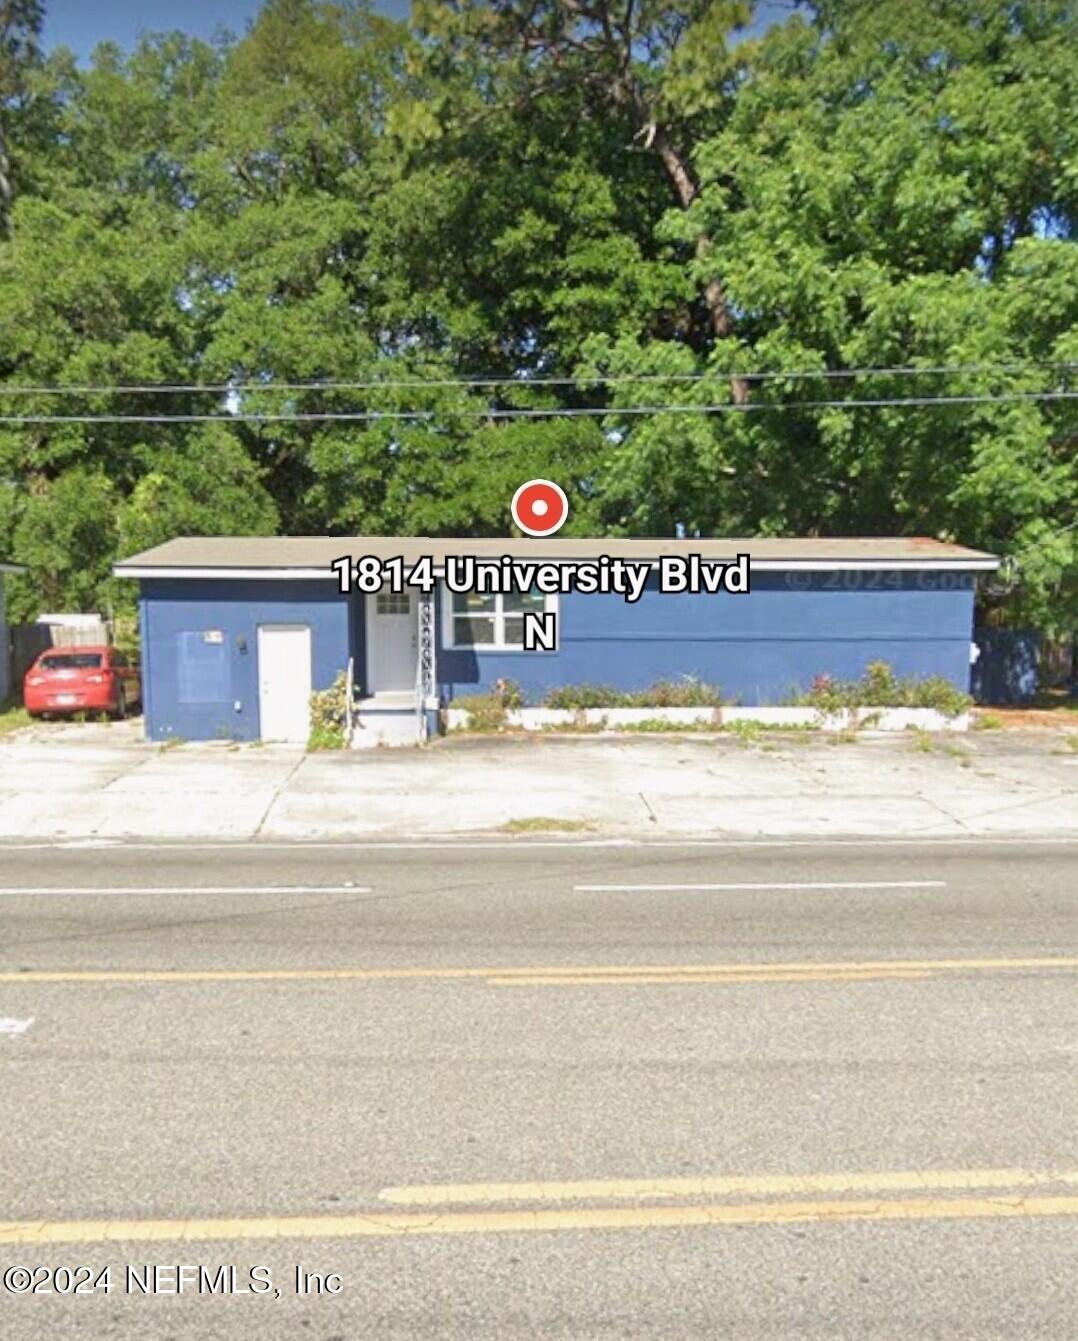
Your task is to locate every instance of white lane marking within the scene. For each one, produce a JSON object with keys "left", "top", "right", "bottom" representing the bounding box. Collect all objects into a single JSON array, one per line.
[
  {"left": 0, "top": 885, "right": 371, "bottom": 898},
  {"left": 0, "top": 1017, "right": 34, "bottom": 1037},
  {"left": 574, "top": 880, "right": 947, "bottom": 892}
]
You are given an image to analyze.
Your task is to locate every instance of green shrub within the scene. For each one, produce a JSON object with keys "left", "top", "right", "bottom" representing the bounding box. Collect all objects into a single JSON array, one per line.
[
  {"left": 543, "top": 683, "right": 630, "bottom": 709},
  {"left": 448, "top": 692, "right": 508, "bottom": 731},
  {"left": 493, "top": 677, "right": 525, "bottom": 710},
  {"left": 308, "top": 672, "right": 350, "bottom": 750},
  {"left": 112, "top": 614, "right": 141, "bottom": 660},
  {"left": 447, "top": 678, "right": 524, "bottom": 731},
  {"left": 907, "top": 677, "right": 975, "bottom": 715},
  {"left": 635, "top": 676, "right": 723, "bottom": 707},
  {"left": 798, "top": 661, "right": 971, "bottom": 718},
  {"left": 543, "top": 677, "right": 723, "bottom": 710}
]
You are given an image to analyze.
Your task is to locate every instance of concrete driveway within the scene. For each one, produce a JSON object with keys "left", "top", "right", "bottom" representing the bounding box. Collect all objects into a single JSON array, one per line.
[{"left": 0, "top": 717, "right": 1075, "bottom": 841}]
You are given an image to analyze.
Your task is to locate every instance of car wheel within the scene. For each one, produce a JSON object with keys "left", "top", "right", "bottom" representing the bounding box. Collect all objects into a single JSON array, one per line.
[{"left": 112, "top": 688, "right": 127, "bottom": 721}]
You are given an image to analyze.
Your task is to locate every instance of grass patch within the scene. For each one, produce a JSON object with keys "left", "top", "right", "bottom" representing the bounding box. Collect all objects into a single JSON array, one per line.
[
  {"left": 908, "top": 730, "right": 971, "bottom": 760},
  {"left": 0, "top": 700, "right": 31, "bottom": 739},
  {"left": 1028, "top": 691, "right": 1078, "bottom": 717},
  {"left": 973, "top": 712, "right": 1003, "bottom": 730},
  {"left": 617, "top": 718, "right": 717, "bottom": 734},
  {"left": 502, "top": 817, "right": 596, "bottom": 834},
  {"left": 724, "top": 719, "right": 765, "bottom": 744},
  {"left": 722, "top": 718, "right": 820, "bottom": 745}
]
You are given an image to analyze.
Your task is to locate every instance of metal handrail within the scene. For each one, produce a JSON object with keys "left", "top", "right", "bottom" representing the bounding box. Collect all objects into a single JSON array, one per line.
[{"left": 414, "top": 626, "right": 425, "bottom": 743}]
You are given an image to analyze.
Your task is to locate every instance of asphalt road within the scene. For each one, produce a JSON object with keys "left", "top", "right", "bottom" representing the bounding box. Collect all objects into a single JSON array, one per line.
[{"left": 1, "top": 837, "right": 1077, "bottom": 1339}]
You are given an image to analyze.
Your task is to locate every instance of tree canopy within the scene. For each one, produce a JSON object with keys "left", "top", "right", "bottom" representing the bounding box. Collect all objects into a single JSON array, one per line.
[{"left": 0, "top": 0, "right": 1074, "bottom": 630}]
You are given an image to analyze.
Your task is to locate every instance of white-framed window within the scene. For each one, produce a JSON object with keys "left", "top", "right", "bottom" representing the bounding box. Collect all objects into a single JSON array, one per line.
[{"left": 442, "top": 585, "right": 558, "bottom": 650}]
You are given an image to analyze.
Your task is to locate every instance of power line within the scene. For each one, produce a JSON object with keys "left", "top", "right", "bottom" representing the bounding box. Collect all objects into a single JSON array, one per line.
[
  {"left": 0, "top": 390, "right": 1075, "bottom": 425},
  {"left": 0, "top": 361, "right": 1075, "bottom": 397}
]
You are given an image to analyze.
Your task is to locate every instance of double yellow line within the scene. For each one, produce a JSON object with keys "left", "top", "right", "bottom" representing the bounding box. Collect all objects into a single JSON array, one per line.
[{"left": 5, "top": 1168, "right": 1078, "bottom": 1245}]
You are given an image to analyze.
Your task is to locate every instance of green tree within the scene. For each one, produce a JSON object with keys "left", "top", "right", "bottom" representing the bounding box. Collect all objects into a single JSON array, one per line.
[
  {"left": 674, "top": 0, "right": 1078, "bottom": 626},
  {"left": 410, "top": 0, "right": 753, "bottom": 398},
  {"left": 0, "top": 0, "right": 1072, "bottom": 632},
  {"left": 9, "top": 466, "right": 118, "bottom": 617},
  {"left": 0, "top": 0, "right": 43, "bottom": 235}
]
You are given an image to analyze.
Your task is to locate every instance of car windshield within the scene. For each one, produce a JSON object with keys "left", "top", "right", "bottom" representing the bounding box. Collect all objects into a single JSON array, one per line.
[{"left": 39, "top": 652, "right": 103, "bottom": 670}]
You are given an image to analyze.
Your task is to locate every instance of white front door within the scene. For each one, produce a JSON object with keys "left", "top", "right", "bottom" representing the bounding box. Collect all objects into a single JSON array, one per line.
[
  {"left": 257, "top": 624, "right": 312, "bottom": 741},
  {"left": 366, "top": 586, "right": 416, "bottom": 692}
]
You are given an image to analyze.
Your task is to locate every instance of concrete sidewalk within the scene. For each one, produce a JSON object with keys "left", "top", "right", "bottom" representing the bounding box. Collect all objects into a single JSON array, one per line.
[{"left": 0, "top": 717, "right": 1075, "bottom": 841}]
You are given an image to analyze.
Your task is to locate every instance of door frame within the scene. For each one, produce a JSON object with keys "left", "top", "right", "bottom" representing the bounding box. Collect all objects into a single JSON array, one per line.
[
  {"left": 364, "top": 586, "right": 418, "bottom": 694},
  {"left": 256, "top": 622, "right": 313, "bottom": 741}
]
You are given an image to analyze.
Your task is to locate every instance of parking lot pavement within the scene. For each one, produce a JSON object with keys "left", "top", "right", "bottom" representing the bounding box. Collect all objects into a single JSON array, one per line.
[{"left": 0, "top": 718, "right": 1074, "bottom": 841}]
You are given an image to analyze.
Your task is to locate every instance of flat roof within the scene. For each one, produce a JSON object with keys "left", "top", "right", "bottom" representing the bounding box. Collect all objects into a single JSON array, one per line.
[
  {"left": 114, "top": 535, "right": 999, "bottom": 577},
  {"left": 0, "top": 562, "right": 26, "bottom": 574}
]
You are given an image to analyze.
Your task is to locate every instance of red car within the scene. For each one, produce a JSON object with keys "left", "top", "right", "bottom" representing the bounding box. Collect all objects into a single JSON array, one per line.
[{"left": 23, "top": 646, "right": 142, "bottom": 720}]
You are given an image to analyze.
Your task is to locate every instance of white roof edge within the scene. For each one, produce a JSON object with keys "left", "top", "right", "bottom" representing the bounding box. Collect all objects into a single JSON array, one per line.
[
  {"left": 0, "top": 563, "right": 27, "bottom": 574},
  {"left": 114, "top": 557, "right": 1000, "bottom": 580}
]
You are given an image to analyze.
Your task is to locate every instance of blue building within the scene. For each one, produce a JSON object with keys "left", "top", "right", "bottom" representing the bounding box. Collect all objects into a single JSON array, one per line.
[{"left": 113, "top": 536, "right": 999, "bottom": 742}]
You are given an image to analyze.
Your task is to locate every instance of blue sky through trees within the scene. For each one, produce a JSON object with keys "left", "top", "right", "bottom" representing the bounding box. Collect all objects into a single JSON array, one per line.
[{"left": 44, "top": 0, "right": 798, "bottom": 60}]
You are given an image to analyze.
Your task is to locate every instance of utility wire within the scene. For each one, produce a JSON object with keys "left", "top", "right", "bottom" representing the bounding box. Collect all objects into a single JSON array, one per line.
[
  {"left": 0, "top": 390, "right": 1075, "bottom": 425},
  {"left": 0, "top": 361, "right": 1075, "bottom": 397}
]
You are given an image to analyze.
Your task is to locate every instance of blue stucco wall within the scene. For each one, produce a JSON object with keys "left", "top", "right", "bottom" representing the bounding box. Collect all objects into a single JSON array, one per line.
[
  {"left": 436, "top": 571, "right": 978, "bottom": 706},
  {"left": 139, "top": 579, "right": 354, "bottom": 741},
  {"left": 137, "top": 567, "right": 981, "bottom": 737}
]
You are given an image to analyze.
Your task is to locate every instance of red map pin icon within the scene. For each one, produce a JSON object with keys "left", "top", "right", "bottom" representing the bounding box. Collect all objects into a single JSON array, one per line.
[{"left": 511, "top": 479, "right": 569, "bottom": 537}]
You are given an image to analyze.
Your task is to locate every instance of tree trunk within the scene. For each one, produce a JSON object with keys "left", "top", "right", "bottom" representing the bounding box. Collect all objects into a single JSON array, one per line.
[
  {"left": 0, "top": 121, "right": 13, "bottom": 239},
  {"left": 651, "top": 125, "right": 748, "bottom": 405}
]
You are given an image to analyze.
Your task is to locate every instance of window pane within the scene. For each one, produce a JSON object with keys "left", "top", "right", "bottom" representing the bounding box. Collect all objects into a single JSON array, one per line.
[
  {"left": 502, "top": 616, "right": 525, "bottom": 646},
  {"left": 376, "top": 591, "right": 410, "bottom": 615},
  {"left": 454, "top": 615, "right": 496, "bottom": 646},
  {"left": 504, "top": 589, "right": 545, "bottom": 615},
  {"left": 41, "top": 652, "right": 103, "bottom": 670},
  {"left": 453, "top": 590, "right": 496, "bottom": 614}
]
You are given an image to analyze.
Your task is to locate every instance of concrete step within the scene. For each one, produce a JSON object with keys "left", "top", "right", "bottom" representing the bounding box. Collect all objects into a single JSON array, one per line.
[{"left": 351, "top": 697, "right": 421, "bottom": 749}]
